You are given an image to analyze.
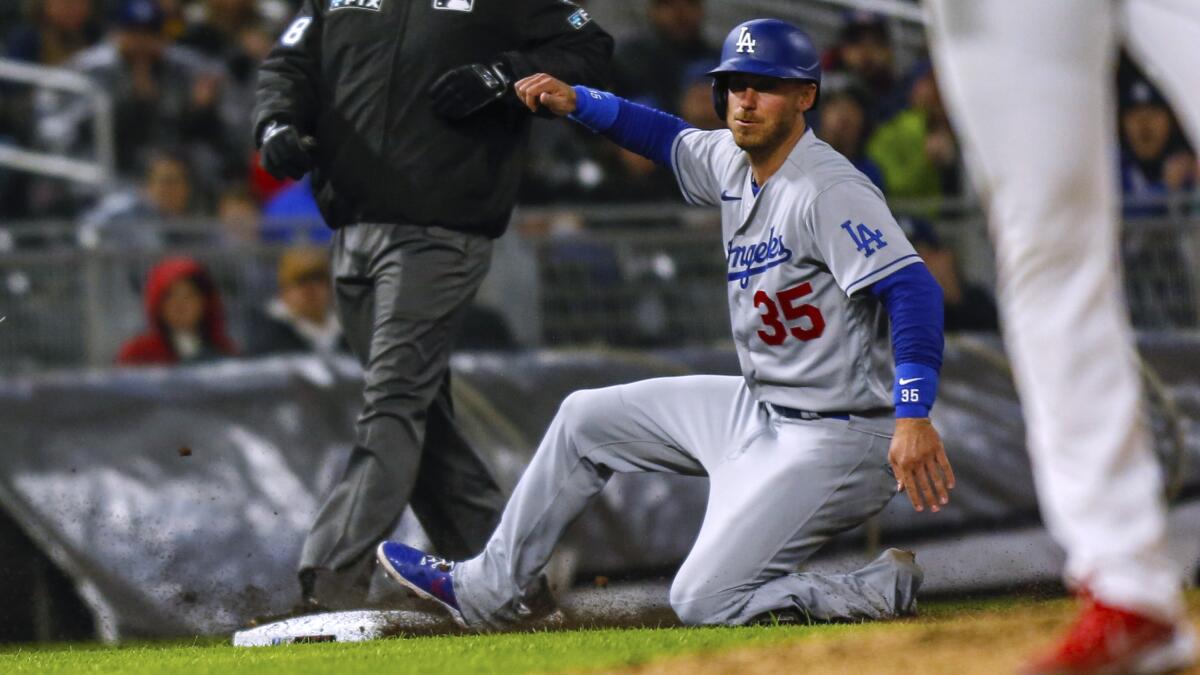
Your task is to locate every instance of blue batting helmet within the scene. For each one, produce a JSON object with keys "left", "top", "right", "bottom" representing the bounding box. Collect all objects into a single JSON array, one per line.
[{"left": 708, "top": 19, "right": 822, "bottom": 120}]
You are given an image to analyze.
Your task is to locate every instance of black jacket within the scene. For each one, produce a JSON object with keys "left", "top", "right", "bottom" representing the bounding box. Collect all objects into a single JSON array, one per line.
[
  {"left": 245, "top": 307, "right": 351, "bottom": 356},
  {"left": 253, "top": 0, "right": 612, "bottom": 235}
]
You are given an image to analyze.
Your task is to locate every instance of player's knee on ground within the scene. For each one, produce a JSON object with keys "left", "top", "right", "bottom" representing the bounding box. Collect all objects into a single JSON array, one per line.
[{"left": 668, "top": 574, "right": 743, "bottom": 626}]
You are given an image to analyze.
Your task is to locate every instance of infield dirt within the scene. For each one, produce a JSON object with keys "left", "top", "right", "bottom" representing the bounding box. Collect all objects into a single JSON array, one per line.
[{"left": 605, "top": 594, "right": 1200, "bottom": 675}]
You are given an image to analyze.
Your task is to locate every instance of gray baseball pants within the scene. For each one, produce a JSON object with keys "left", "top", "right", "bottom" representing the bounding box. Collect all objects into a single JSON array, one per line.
[
  {"left": 299, "top": 223, "right": 505, "bottom": 597},
  {"left": 454, "top": 375, "right": 918, "bottom": 628}
]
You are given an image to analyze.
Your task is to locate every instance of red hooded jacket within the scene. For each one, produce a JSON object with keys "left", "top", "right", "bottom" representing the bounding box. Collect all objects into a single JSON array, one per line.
[{"left": 116, "top": 256, "right": 238, "bottom": 365}]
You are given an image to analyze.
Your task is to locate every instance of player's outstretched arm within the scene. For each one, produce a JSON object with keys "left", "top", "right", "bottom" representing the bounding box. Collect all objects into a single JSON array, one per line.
[
  {"left": 514, "top": 73, "right": 692, "bottom": 168},
  {"left": 870, "top": 263, "right": 955, "bottom": 513}
]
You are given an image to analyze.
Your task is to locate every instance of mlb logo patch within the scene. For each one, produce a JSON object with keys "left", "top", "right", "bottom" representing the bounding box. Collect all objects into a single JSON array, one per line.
[
  {"left": 329, "top": 0, "right": 382, "bottom": 11},
  {"left": 433, "top": 0, "right": 474, "bottom": 11},
  {"left": 567, "top": 8, "right": 590, "bottom": 29}
]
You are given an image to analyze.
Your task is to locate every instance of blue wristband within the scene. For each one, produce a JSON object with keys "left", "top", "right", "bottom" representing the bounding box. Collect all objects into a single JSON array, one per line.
[
  {"left": 894, "top": 363, "right": 938, "bottom": 418},
  {"left": 568, "top": 85, "right": 620, "bottom": 132}
]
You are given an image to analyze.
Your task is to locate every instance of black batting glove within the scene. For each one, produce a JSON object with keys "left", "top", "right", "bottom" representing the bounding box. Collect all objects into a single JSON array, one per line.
[
  {"left": 430, "top": 61, "right": 513, "bottom": 120},
  {"left": 259, "top": 120, "right": 315, "bottom": 180}
]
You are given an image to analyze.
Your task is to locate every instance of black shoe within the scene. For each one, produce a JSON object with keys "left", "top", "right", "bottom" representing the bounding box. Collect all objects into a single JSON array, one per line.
[
  {"left": 245, "top": 596, "right": 329, "bottom": 628},
  {"left": 298, "top": 563, "right": 372, "bottom": 611}
]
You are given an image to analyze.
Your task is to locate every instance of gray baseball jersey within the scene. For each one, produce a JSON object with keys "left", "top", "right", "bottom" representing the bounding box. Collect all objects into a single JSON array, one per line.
[{"left": 671, "top": 127, "right": 921, "bottom": 413}]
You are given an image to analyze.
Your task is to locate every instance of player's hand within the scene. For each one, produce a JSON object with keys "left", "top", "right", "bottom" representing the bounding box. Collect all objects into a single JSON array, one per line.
[
  {"left": 259, "top": 121, "right": 316, "bottom": 180},
  {"left": 888, "top": 417, "right": 955, "bottom": 513},
  {"left": 514, "top": 74, "right": 577, "bottom": 117},
  {"left": 430, "top": 61, "right": 513, "bottom": 120}
]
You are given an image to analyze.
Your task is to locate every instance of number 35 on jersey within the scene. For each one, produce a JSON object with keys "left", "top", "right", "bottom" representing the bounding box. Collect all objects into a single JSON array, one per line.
[{"left": 755, "top": 282, "right": 825, "bottom": 346}]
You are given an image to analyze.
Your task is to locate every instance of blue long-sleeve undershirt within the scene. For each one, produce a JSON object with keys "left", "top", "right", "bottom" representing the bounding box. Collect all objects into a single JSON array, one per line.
[
  {"left": 870, "top": 263, "right": 944, "bottom": 370},
  {"left": 569, "top": 86, "right": 691, "bottom": 167},
  {"left": 870, "top": 263, "right": 945, "bottom": 417}
]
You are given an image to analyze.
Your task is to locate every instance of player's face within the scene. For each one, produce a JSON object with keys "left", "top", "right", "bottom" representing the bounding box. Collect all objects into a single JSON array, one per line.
[{"left": 725, "top": 75, "right": 815, "bottom": 153}]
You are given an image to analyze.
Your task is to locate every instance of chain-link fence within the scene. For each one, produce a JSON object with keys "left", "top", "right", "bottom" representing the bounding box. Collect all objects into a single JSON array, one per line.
[{"left": 0, "top": 201, "right": 1197, "bottom": 375}]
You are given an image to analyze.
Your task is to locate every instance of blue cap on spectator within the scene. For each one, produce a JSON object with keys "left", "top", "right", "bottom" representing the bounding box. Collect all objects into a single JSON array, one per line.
[
  {"left": 1117, "top": 54, "right": 1167, "bottom": 110},
  {"left": 897, "top": 216, "right": 941, "bottom": 248},
  {"left": 114, "top": 0, "right": 164, "bottom": 31},
  {"left": 1119, "top": 76, "right": 1167, "bottom": 109}
]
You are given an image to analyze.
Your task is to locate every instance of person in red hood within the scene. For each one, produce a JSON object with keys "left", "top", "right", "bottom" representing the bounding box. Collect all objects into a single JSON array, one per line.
[{"left": 116, "top": 256, "right": 237, "bottom": 365}]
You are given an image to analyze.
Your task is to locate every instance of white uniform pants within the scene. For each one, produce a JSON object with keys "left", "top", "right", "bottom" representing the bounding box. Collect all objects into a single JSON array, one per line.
[{"left": 926, "top": 0, "right": 1200, "bottom": 621}]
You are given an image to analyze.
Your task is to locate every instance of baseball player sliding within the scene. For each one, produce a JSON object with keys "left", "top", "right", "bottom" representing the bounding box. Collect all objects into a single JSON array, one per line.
[
  {"left": 926, "top": 1, "right": 1197, "bottom": 673},
  {"left": 377, "top": 19, "right": 954, "bottom": 629}
]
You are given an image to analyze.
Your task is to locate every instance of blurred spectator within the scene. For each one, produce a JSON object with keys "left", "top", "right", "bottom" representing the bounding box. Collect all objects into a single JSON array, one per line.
[
  {"left": 78, "top": 147, "right": 196, "bottom": 249},
  {"left": 116, "top": 255, "right": 237, "bottom": 365},
  {"left": 522, "top": 212, "right": 624, "bottom": 344},
  {"left": 519, "top": 119, "right": 602, "bottom": 203},
  {"left": 245, "top": 246, "right": 347, "bottom": 356},
  {"left": 678, "top": 79, "right": 722, "bottom": 130},
  {"left": 611, "top": 0, "right": 714, "bottom": 114},
  {"left": 5, "top": 0, "right": 102, "bottom": 66},
  {"left": 37, "top": 0, "right": 240, "bottom": 191},
  {"left": 1, "top": 0, "right": 103, "bottom": 218},
  {"left": 456, "top": 304, "right": 518, "bottom": 351},
  {"left": 523, "top": 0, "right": 698, "bottom": 205},
  {"left": 1115, "top": 55, "right": 1198, "bottom": 327},
  {"left": 866, "top": 59, "right": 960, "bottom": 203},
  {"left": 603, "top": 146, "right": 679, "bottom": 204},
  {"left": 677, "top": 61, "right": 723, "bottom": 131},
  {"left": 157, "top": 0, "right": 187, "bottom": 39},
  {"left": 261, "top": 175, "right": 330, "bottom": 243},
  {"left": 818, "top": 76, "right": 884, "bottom": 191},
  {"left": 0, "top": 4, "right": 25, "bottom": 40},
  {"left": 216, "top": 182, "right": 260, "bottom": 245},
  {"left": 79, "top": 149, "right": 201, "bottom": 362},
  {"left": 821, "top": 11, "right": 903, "bottom": 125},
  {"left": 1117, "top": 55, "right": 1196, "bottom": 216},
  {"left": 178, "top": 0, "right": 278, "bottom": 151},
  {"left": 898, "top": 216, "right": 998, "bottom": 332},
  {"left": 520, "top": 121, "right": 678, "bottom": 205}
]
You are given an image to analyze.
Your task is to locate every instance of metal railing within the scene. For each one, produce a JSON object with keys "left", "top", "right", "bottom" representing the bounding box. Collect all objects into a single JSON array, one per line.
[
  {"left": 0, "top": 58, "right": 115, "bottom": 190},
  {"left": 0, "top": 201, "right": 1196, "bottom": 375}
]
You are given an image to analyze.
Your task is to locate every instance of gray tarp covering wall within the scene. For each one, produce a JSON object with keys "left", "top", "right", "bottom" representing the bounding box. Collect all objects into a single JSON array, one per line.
[{"left": 0, "top": 335, "right": 1198, "bottom": 639}]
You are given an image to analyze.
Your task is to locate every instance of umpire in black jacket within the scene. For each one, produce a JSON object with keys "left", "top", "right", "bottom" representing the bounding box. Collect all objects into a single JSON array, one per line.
[{"left": 253, "top": 0, "right": 612, "bottom": 610}]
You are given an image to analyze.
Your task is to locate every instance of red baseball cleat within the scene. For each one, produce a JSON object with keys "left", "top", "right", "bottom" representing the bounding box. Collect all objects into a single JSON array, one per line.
[{"left": 1024, "top": 596, "right": 1195, "bottom": 674}]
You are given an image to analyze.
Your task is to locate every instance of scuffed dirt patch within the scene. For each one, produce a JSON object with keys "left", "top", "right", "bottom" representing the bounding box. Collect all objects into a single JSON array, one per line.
[{"left": 599, "top": 597, "right": 1200, "bottom": 675}]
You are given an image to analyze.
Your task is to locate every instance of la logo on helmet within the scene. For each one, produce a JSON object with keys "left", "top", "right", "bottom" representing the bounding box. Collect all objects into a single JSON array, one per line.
[{"left": 735, "top": 26, "right": 757, "bottom": 53}]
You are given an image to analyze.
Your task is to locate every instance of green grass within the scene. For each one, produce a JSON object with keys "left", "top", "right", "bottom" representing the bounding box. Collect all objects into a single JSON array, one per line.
[
  {"left": 0, "top": 624, "right": 861, "bottom": 675},
  {"left": 0, "top": 595, "right": 1055, "bottom": 675}
]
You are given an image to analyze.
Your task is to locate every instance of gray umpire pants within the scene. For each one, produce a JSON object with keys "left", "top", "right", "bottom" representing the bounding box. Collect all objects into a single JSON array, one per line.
[
  {"left": 455, "top": 375, "right": 917, "bottom": 628},
  {"left": 299, "top": 223, "right": 505, "bottom": 593}
]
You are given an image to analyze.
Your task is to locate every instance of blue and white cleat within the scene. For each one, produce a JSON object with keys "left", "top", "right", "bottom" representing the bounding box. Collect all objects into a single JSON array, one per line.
[{"left": 376, "top": 541, "right": 467, "bottom": 628}]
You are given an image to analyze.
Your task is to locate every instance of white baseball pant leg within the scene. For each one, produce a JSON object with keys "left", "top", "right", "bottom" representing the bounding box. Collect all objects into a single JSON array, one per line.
[{"left": 926, "top": 0, "right": 1196, "bottom": 621}]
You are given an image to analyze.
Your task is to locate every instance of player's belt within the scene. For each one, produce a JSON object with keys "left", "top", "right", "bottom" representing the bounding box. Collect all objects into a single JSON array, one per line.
[{"left": 769, "top": 405, "right": 850, "bottom": 421}]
